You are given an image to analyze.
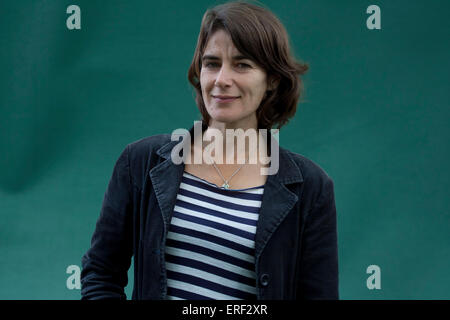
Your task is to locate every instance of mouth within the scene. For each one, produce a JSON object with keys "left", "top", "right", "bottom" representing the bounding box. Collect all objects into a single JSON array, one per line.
[{"left": 212, "top": 95, "right": 240, "bottom": 103}]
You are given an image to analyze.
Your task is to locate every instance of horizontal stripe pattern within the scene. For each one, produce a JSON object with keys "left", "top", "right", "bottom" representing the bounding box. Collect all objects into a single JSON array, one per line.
[{"left": 165, "top": 172, "right": 264, "bottom": 300}]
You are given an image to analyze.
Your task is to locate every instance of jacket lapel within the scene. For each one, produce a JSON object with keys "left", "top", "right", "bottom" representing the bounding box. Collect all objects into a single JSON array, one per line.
[
  {"left": 149, "top": 123, "right": 206, "bottom": 228},
  {"left": 254, "top": 148, "right": 303, "bottom": 258},
  {"left": 149, "top": 144, "right": 184, "bottom": 228}
]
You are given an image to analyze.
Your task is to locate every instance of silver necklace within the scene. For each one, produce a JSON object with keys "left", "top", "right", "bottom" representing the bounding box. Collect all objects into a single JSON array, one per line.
[{"left": 211, "top": 161, "right": 245, "bottom": 189}]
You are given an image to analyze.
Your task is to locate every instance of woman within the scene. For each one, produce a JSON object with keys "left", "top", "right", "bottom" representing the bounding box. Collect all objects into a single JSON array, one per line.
[{"left": 81, "top": 1, "right": 338, "bottom": 300}]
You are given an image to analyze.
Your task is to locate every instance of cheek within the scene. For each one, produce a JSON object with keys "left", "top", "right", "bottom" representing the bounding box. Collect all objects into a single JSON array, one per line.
[
  {"left": 200, "top": 73, "right": 212, "bottom": 92},
  {"left": 246, "top": 82, "right": 266, "bottom": 100},
  {"left": 199, "top": 72, "right": 205, "bottom": 89},
  {"left": 257, "top": 81, "right": 268, "bottom": 98}
]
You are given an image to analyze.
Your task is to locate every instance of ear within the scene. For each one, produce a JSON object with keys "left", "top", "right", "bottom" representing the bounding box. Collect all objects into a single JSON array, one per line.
[{"left": 267, "top": 75, "right": 280, "bottom": 91}]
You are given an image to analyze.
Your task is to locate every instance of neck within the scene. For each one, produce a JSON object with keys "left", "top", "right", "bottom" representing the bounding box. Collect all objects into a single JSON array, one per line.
[{"left": 196, "top": 118, "right": 265, "bottom": 165}]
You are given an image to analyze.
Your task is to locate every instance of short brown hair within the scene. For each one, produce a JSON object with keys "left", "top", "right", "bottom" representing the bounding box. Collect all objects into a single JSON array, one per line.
[{"left": 187, "top": 0, "right": 309, "bottom": 130}]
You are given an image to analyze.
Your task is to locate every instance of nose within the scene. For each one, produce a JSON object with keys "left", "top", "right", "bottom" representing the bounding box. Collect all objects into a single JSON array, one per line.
[{"left": 214, "top": 65, "right": 233, "bottom": 88}]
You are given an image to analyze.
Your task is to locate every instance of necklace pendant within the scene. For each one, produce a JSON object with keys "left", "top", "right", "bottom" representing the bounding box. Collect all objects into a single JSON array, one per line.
[{"left": 222, "top": 182, "right": 229, "bottom": 189}]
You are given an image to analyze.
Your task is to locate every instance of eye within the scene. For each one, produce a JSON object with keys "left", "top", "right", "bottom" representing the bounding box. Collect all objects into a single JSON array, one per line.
[
  {"left": 203, "top": 62, "right": 251, "bottom": 69},
  {"left": 237, "top": 63, "right": 251, "bottom": 69},
  {"left": 204, "top": 62, "right": 219, "bottom": 68}
]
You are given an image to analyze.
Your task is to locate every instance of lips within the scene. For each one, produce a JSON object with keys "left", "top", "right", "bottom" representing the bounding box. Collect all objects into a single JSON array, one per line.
[
  {"left": 212, "top": 95, "right": 240, "bottom": 99},
  {"left": 213, "top": 95, "right": 239, "bottom": 103}
]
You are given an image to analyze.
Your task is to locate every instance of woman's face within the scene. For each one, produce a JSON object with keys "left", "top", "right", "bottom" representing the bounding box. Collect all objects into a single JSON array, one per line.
[{"left": 200, "top": 29, "right": 271, "bottom": 129}]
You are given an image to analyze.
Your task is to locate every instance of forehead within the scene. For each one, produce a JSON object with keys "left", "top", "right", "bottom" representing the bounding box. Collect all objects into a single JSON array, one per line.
[{"left": 203, "top": 30, "right": 240, "bottom": 55}]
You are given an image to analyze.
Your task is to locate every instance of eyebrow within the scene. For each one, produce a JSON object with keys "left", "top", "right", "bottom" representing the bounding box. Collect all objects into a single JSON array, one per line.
[{"left": 202, "top": 54, "right": 250, "bottom": 61}]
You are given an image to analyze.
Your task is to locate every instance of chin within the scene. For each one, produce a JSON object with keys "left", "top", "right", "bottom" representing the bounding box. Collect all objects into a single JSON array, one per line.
[
  {"left": 207, "top": 110, "right": 236, "bottom": 122},
  {"left": 207, "top": 107, "right": 255, "bottom": 126},
  {"left": 210, "top": 116, "right": 240, "bottom": 124}
]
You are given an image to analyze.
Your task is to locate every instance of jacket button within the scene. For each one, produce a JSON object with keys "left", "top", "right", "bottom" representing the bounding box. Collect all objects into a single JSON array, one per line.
[{"left": 259, "top": 273, "right": 270, "bottom": 287}]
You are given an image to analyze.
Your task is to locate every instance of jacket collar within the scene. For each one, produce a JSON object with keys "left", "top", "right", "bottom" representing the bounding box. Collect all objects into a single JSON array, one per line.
[{"left": 151, "top": 122, "right": 304, "bottom": 259}]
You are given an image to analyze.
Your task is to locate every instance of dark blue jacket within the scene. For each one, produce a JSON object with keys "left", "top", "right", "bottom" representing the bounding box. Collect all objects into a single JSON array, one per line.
[{"left": 80, "top": 125, "right": 339, "bottom": 300}]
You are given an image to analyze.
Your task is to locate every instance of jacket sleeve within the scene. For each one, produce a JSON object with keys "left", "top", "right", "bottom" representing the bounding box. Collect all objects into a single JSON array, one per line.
[
  {"left": 297, "top": 177, "right": 339, "bottom": 299},
  {"left": 80, "top": 145, "right": 134, "bottom": 300}
]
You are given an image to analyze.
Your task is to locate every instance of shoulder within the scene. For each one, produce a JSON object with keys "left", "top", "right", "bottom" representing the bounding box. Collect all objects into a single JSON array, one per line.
[
  {"left": 125, "top": 133, "right": 172, "bottom": 160},
  {"left": 282, "top": 147, "right": 333, "bottom": 182},
  {"left": 112, "top": 134, "right": 173, "bottom": 188},
  {"left": 280, "top": 146, "right": 335, "bottom": 199}
]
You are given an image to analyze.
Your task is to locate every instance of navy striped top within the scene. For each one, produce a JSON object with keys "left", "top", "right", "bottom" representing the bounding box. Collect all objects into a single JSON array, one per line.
[{"left": 165, "top": 171, "right": 265, "bottom": 300}]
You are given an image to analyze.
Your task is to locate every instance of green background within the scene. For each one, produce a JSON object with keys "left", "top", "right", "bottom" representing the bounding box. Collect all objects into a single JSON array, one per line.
[{"left": 0, "top": 0, "right": 448, "bottom": 299}]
